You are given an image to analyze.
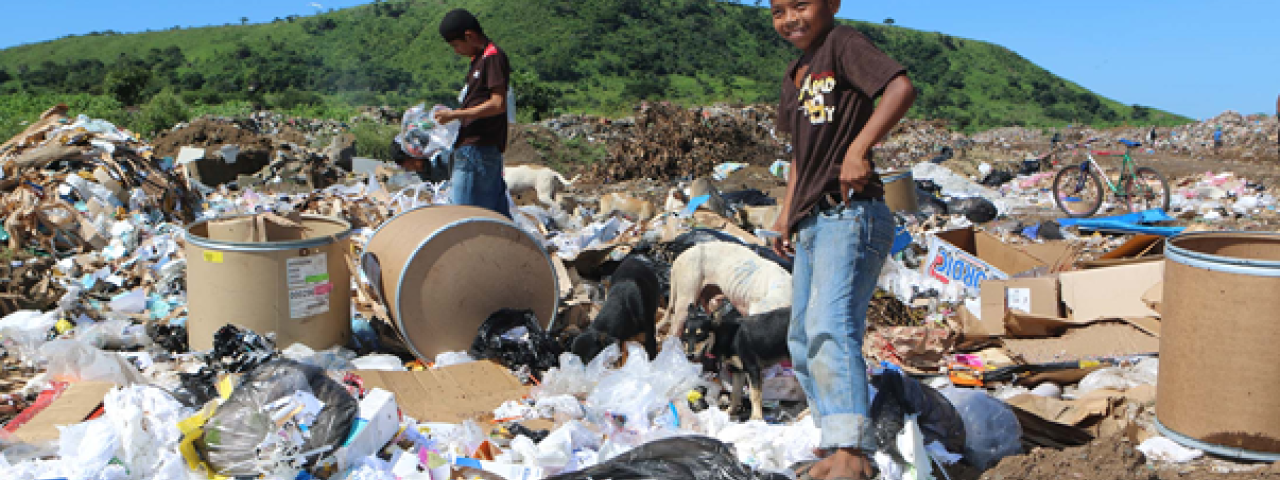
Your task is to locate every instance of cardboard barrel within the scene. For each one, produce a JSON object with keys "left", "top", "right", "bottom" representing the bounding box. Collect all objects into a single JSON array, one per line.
[
  {"left": 185, "top": 215, "right": 353, "bottom": 351},
  {"left": 882, "top": 170, "right": 919, "bottom": 214},
  {"left": 1159, "top": 232, "right": 1280, "bottom": 461},
  {"left": 361, "top": 205, "right": 559, "bottom": 362}
]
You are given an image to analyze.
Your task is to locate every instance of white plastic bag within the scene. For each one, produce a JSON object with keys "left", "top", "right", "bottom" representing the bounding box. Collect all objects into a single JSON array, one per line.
[
  {"left": 0, "top": 310, "right": 59, "bottom": 363},
  {"left": 351, "top": 354, "right": 407, "bottom": 371},
  {"left": 1137, "top": 437, "right": 1203, "bottom": 463},
  {"left": 39, "top": 339, "right": 145, "bottom": 385},
  {"left": 395, "top": 105, "right": 460, "bottom": 159},
  {"left": 1077, "top": 358, "right": 1158, "bottom": 395}
]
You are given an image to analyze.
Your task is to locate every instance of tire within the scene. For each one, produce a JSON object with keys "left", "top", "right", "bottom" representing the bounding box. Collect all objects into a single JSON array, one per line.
[
  {"left": 1052, "top": 165, "right": 1104, "bottom": 217},
  {"left": 1125, "top": 167, "right": 1172, "bottom": 213}
]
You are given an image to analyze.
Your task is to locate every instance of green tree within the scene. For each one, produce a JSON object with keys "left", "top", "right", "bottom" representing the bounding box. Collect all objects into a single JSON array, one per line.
[
  {"left": 104, "top": 67, "right": 152, "bottom": 106},
  {"left": 134, "top": 89, "right": 190, "bottom": 135},
  {"left": 512, "top": 70, "right": 557, "bottom": 122}
]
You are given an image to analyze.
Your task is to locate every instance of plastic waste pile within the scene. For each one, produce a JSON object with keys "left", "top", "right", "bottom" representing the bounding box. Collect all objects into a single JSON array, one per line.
[{"left": 1168, "top": 171, "right": 1276, "bottom": 222}]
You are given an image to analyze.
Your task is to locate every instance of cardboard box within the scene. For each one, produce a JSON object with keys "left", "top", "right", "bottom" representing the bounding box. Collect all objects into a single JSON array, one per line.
[
  {"left": 977, "top": 277, "right": 1061, "bottom": 336},
  {"left": 1142, "top": 282, "right": 1162, "bottom": 315},
  {"left": 353, "top": 361, "right": 528, "bottom": 424},
  {"left": 1059, "top": 262, "right": 1162, "bottom": 322},
  {"left": 922, "top": 227, "right": 1048, "bottom": 297}
]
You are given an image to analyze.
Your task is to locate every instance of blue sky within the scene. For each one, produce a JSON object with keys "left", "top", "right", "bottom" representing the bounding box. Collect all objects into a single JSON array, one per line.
[{"left": 2, "top": 0, "right": 1276, "bottom": 120}]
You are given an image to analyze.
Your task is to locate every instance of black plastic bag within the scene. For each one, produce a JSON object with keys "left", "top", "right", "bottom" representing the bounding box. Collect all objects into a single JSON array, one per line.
[
  {"left": 979, "top": 170, "right": 1015, "bottom": 187},
  {"left": 200, "top": 359, "right": 358, "bottom": 477},
  {"left": 721, "top": 189, "right": 776, "bottom": 208},
  {"left": 916, "top": 188, "right": 949, "bottom": 217},
  {"left": 870, "top": 369, "right": 967, "bottom": 464},
  {"left": 469, "top": 309, "right": 562, "bottom": 377},
  {"left": 946, "top": 197, "right": 998, "bottom": 223},
  {"left": 210, "top": 324, "right": 279, "bottom": 374},
  {"left": 544, "top": 436, "right": 757, "bottom": 480}
]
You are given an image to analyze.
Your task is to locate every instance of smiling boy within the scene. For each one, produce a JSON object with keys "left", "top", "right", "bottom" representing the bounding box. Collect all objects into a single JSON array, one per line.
[{"left": 767, "top": 1, "right": 917, "bottom": 479}]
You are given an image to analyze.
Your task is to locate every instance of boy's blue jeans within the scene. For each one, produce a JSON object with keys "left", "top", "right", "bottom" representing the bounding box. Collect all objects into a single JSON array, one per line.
[
  {"left": 450, "top": 145, "right": 511, "bottom": 219},
  {"left": 788, "top": 198, "right": 894, "bottom": 450}
]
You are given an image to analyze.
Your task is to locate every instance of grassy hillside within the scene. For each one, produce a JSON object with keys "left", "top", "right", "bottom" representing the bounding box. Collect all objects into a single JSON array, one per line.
[{"left": 0, "top": 0, "right": 1188, "bottom": 139}]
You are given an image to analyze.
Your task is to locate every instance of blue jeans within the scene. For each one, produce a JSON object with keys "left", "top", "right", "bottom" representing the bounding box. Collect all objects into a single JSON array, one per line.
[
  {"left": 788, "top": 198, "right": 894, "bottom": 450},
  {"left": 450, "top": 145, "right": 511, "bottom": 219}
]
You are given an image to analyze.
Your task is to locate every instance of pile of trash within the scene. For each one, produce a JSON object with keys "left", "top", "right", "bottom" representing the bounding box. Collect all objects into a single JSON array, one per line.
[
  {"left": 1168, "top": 171, "right": 1277, "bottom": 222},
  {"left": 564, "top": 103, "right": 788, "bottom": 183},
  {"left": 152, "top": 116, "right": 353, "bottom": 192},
  {"left": 0, "top": 102, "right": 1276, "bottom": 480},
  {"left": 876, "top": 120, "right": 967, "bottom": 167}
]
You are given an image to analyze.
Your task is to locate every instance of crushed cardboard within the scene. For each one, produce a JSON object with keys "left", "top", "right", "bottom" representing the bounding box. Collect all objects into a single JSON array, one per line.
[
  {"left": 1059, "top": 262, "right": 1162, "bottom": 322},
  {"left": 1003, "top": 322, "right": 1160, "bottom": 363},
  {"left": 353, "top": 360, "right": 528, "bottom": 424},
  {"left": 11, "top": 382, "right": 116, "bottom": 443}
]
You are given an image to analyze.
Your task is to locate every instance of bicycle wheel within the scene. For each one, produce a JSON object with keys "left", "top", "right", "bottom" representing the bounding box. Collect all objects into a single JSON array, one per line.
[
  {"left": 1125, "top": 166, "right": 1171, "bottom": 213},
  {"left": 1052, "top": 165, "right": 1104, "bottom": 217}
]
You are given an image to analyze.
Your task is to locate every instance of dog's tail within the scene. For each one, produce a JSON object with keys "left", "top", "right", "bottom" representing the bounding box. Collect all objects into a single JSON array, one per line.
[{"left": 557, "top": 172, "right": 580, "bottom": 187}]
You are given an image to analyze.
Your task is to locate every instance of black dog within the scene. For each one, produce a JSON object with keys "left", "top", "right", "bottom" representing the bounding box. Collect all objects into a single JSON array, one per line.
[
  {"left": 684, "top": 305, "right": 791, "bottom": 421},
  {"left": 571, "top": 256, "right": 662, "bottom": 363}
]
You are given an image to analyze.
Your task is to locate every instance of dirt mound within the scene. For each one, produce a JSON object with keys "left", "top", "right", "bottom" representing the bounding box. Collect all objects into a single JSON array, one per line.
[
  {"left": 586, "top": 103, "right": 786, "bottom": 183},
  {"left": 982, "top": 436, "right": 1280, "bottom": 480},
  {"left": 152, "top": 119, "right": 276, "bottom": 158}
]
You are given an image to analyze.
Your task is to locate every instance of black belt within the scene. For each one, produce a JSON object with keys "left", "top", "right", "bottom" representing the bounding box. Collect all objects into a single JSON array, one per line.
[{"left": 817, "top": 191, "right": 883, "bottom": 210}]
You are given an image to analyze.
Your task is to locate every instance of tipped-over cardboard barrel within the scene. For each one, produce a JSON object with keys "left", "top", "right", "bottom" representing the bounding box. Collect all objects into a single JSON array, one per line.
[
  {"left": 1159, "top": 232, "right": 1280, "bottom": 461},
  {"left": 361, "top": 205, "right": 559, "bottom": 362},
  {"left": 185, "top": 214, "right": 353, "bottom": 351},
  {"left": 882, "top": 170, "right": 919, "bottom": 214}
]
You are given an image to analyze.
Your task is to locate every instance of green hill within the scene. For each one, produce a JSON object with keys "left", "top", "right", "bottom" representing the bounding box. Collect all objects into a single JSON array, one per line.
[{"left": 0, "top": 0, "right": 1188, "bottom": 139}]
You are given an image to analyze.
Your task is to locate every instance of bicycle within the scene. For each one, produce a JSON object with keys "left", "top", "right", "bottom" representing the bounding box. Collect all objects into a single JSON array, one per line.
[{"left": 1051, "top": 139, "right": 1171, "bottom": 217}]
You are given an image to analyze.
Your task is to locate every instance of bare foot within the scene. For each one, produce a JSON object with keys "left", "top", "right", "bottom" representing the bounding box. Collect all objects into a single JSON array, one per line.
[{"left": 806, "top": 448, "right": 873, "bottom": 480}]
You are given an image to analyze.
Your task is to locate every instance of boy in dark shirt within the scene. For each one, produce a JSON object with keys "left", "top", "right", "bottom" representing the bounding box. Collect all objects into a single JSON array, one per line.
[
  {"left": 767, "top": 1, "right": 916, "bottom": 479},
  {"left": 435, "top": 9, "right": 512, "bottom": 219}
]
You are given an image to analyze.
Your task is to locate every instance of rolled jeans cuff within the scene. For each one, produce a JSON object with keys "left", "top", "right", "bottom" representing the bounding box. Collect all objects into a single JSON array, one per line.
[{"left": 819, "top": 412, "right": 877, "bottom": 451}]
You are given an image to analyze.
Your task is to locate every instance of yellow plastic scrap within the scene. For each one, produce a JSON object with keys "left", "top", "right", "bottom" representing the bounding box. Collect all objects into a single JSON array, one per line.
[
  {"left": 177, "top": 403, "right": 229, "bottom": 480},
  {"left": 54, "top": 318, "right": 74, "bottom": 335},
  {"left": 686, "top": 389, "right": 703, "bottom": 404},
  {"left": 215, "top": 374, "right": 239, "bottom": 400}
]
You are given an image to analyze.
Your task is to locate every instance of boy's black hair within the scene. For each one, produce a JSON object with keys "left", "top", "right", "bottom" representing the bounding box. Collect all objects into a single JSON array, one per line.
[{"left": 439, "top": 9, "right": 483, "bottom": 42}]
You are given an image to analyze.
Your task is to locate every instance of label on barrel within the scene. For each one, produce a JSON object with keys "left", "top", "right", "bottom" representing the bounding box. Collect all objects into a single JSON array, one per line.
[
  {"left": 287, "top": 255, "right": 328, "bottom": 288},
  {"left": 288, "top": 255, "right": 331, "bottom": 318}
]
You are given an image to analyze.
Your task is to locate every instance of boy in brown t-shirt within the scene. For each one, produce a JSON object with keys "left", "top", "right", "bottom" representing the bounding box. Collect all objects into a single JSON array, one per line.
[
  {"left": 434, "top": 9, "right": 513, "bottom": 219},
  {"left": 768, "top": 1, "right": 916, "bottom": 479}
]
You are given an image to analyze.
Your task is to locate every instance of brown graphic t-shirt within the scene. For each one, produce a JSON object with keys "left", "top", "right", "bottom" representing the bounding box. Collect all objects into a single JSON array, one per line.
[
  {"left": 778, "top": 25, "right": 906, "bottom": 233},
  {"left": 456, "top": 42, "right": 511, "bottom": 152}
]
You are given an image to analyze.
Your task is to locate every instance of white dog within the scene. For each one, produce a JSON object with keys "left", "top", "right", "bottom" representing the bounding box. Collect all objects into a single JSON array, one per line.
[
  {"left": 504, "top": 165, "right": 578, "bottom": 208},
  {"left": 659, "top": 242, "right": 792, "bottom": 338}
]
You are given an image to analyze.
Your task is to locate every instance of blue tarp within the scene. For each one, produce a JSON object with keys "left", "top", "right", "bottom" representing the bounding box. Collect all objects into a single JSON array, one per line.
[
  {"left": 1058, "top": 209, "right": 1186, "bottom": 236},
  {"left": 681, "top": 195, "right": 711, "bottom": 217}
]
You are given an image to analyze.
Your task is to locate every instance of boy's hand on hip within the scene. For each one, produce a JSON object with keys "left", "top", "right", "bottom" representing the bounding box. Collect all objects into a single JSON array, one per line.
[
  {"left": 840, "top": 149, "right": 873, "bottom": 199},
  {"left": 770, "top": 216, "right": 794, "bottom": 258}
]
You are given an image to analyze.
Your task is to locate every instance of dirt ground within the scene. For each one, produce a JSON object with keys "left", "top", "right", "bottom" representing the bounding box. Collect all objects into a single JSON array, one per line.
[{"left": 982, "top": 435, "right": 1280, "bottom": 480}]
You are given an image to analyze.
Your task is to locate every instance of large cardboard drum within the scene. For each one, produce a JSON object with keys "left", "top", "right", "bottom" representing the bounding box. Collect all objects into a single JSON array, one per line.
[
  {"left": 1159, "top": 232, "right": 1280, "bottom": 461},
  {"left": 362, "top": 205, "right": 559, "bottom": 362},
  {"left": 185, "top": 215, "right": 353, "bottom": 351}
]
